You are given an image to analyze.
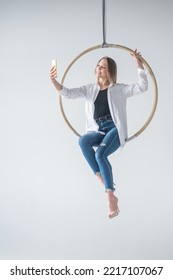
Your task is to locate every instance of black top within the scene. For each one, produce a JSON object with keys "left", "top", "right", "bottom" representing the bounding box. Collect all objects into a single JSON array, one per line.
[{"left": 94, "top": 88, "right": 111, "bottom": 119}]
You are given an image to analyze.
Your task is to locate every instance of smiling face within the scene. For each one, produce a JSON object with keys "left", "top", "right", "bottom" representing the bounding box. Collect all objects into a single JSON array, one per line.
[
  {"left": 95, "top": 57, "right": 117, "bottom": 85},
  {"left": 95, "top": 58, "right": 109, "bottom": 82}
]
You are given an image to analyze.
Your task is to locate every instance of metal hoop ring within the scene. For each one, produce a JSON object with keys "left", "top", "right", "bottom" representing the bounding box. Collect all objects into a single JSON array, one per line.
[{"left": 59, "top": 44, "right": 158, "bottom": 142}]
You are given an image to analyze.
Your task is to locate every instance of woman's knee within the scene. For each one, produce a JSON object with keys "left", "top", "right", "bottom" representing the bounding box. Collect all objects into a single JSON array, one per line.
[
  {"left": 95, "top": 145, "right": 106, "bottom": 163},
  {"left": 78, "top": 134, "right": 88, "bottom": 148}
]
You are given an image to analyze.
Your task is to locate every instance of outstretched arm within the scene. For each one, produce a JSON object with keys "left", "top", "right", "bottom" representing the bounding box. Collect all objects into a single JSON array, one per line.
[
  {"left": 49, "top": 64, "right": 87, "bottom": 99},
  {"left": 123, "top": 49, "right": 148, "bottom": 97}
]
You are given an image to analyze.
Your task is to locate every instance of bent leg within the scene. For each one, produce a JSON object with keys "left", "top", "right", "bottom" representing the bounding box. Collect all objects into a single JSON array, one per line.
[
  {"left": 78, "top": 132, "right": 103, "bottom": 174},
  {"left": 95, "top": 127, "right": 120, "bottom": 192}
]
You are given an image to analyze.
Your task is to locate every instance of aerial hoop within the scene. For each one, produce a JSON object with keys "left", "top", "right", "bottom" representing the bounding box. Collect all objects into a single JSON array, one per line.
[{"left": 59, "top": 43, "right": 158, "bottom": 142}]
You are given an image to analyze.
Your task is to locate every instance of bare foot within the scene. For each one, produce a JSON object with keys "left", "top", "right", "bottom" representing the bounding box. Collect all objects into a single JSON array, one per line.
[{"left": 107, "top": 191, "right": 120, "bottom": 219}]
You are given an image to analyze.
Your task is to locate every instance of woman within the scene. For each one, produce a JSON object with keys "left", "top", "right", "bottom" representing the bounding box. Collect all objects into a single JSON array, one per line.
[{"left": 49, "top": 50, "right": 148, "bottom": 219}]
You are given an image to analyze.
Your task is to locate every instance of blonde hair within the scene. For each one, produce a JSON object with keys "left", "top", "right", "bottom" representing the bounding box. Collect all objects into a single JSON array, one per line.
[{"left": 97, "top": 56, "right": 117, "bottom": 84}]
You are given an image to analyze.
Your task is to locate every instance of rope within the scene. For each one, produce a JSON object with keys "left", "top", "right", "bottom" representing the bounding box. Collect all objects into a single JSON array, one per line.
[{"left": 102, "top": 0, "right": 108, "bottom": 47}]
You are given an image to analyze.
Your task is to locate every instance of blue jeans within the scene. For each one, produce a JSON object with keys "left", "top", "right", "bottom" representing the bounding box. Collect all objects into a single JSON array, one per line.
[{"left": 79, "top": 116, "right": 120, "bottom": 192}]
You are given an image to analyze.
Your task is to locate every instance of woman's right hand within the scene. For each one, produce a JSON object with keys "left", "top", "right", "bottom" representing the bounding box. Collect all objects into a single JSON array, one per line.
[
  {"left": 49, "top": 66, "right": 57, "bottom": 80},
  {"left": 49, "top": 66, "right": 62, "bottom": 91}
]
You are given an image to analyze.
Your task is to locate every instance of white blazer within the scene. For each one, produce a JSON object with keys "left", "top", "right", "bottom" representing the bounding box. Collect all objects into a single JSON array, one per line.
[{"left": 59, "top": 68, "right": 148, "bottom": 149}]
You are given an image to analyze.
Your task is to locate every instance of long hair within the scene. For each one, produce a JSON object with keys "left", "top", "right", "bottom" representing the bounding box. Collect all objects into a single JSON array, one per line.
[{"left": 97, "top": 56, "right": 117, "bottom": 84}]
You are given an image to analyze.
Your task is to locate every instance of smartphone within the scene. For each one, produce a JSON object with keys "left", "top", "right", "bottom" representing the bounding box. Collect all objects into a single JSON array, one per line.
[{"left": 51, "top": 59, "right": 57, "bottom": 77}]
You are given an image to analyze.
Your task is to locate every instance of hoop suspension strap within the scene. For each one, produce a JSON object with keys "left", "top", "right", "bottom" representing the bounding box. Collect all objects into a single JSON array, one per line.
[{"left": 102, "top": 0, "right": 108, "bottom": 47}]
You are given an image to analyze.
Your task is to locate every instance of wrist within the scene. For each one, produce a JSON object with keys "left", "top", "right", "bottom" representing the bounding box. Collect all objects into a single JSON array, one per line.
[
  {"left": 136, "top": 61, "right": 144, "bottom": 69},
  {"left": 50, "top": 77, "right": 57, "bottom": 84}
]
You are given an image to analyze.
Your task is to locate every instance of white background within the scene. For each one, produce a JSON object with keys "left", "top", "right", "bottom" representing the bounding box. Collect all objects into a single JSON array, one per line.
[{"left": 0, "top": 0, "right": 173, "bottom": 260}]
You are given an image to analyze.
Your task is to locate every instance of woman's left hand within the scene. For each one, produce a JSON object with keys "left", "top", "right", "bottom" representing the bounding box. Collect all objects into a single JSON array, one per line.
[{"left": 130, "top": 49, "right": 144, "bottom": 69}]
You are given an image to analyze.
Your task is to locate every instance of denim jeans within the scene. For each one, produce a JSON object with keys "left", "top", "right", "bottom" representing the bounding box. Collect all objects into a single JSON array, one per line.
[{"left": 79, "top": 116, "right": 120, "bottom": 192}]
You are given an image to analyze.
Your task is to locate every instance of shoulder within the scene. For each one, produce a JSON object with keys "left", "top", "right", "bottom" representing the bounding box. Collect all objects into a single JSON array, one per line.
[
  {"left": 85, "top": 83, "right": 99, "bottom": 93},
  {"left": 83, "top": 83, "right": 99, "bottom": 101},
  {"left": 109, "top": 83, "right": 128, "bottom": 100},
  {"left": 110, "top": 83, "right": 127, "bottom": 91},
  {"left": 80, "top": 83, "right": 97, "bottom": 91},
  {"left": 86, "top": 83, "right": 98, "bottom": 89}
]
